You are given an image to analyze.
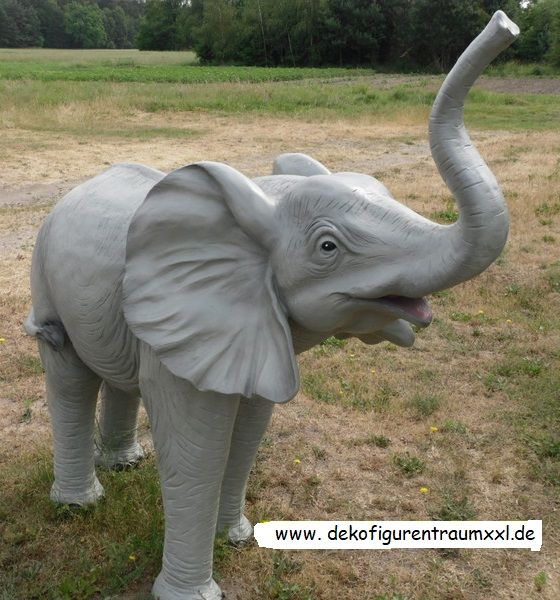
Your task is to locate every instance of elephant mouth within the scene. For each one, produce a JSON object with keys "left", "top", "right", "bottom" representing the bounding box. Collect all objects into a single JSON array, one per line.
[{"left": 353, "top": 295, "right": 433, "bottom": 328}]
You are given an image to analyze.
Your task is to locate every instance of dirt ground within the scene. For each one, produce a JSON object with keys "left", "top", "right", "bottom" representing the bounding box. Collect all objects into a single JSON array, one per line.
[
  {"left": 1, "top": 78, "right": 559, "bottom": 599},
  {"left": 478, "top": 75, "right": 560, "bottom": 94}
]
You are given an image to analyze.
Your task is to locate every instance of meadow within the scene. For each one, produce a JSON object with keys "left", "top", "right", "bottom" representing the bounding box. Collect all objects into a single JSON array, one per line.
[
  {"left": 0, "top": 50, "right": 559, "bottom": 600},
  {"left": 0, "top": 48, "right": 373, "bottom": 84}
]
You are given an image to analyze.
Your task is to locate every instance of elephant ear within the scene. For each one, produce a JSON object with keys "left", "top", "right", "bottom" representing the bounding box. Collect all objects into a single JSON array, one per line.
[
  {"left": 273, "top": 153, "right": 331, "bottom": 176},
  {"left": 123, "top": 162, "right": 299, "bottom": 403}
]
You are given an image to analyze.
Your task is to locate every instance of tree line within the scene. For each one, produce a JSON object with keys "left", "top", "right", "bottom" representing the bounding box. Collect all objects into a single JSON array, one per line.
[
  {"left": 0, "top": 0, "right": 145, "bottom": 49},
  {"left": 135, "top": 0, "right": 560, "bottom": 70},
  {"left": 2, "top": 1, "right": 560, "bottom": 71}
]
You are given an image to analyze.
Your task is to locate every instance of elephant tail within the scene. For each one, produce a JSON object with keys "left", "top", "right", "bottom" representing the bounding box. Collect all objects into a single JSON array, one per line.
[{"left": 24, "top": 309, "right": 66, "bottom": 351}]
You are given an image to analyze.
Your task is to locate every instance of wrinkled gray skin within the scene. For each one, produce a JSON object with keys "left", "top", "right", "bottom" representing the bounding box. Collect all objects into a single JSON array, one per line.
[{"left": 25, "top": 12, "right": 518, "bottom": 600}]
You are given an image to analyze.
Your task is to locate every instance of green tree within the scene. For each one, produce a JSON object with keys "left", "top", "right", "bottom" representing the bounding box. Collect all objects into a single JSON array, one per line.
[
  {"left": 410, "top": 0, "right": 487, "bottom": 70},
  {"left": 290, "top": 0, "right": 329, "bottom": 66},
  {"left": 322, "top": 0, "right": 384, "bottom": 65},
  {"left": 34, "top": 0, "right": 68, "bottom": 47},
  {"left": 137, "top": 0, "right": 183, "bottom": 50},
  {"left": 547, "top": 0, "right": 560, "bottom": 65},
  {"left": 103, "top": 5, "right": 128, "bottom": 48},
  {"left": 0, "top": 2, "right": 10, "bottom": 46},
  {"left": 192, "top": 0, "right": 239, "bottom": 62},
  {"left": 376, "top": 0, "right": 415, "bottom": 66},
  {"left": 235, "top": 0, "right": 271, "bottom": 65},
  {"left": 176, "top": 0, "right": 203, "bottom": 49},
  {"left": 515, "top": 0, "right": 559, "bottom": 63},
  {"left": 252, "top": 0, "right": 303, "bottom": 66},
  {"left": 64, "top": 1, "right": 108, "bottom": 48},
  {"left": 0, "top": 0, "right": 43, "bottom": 47}
]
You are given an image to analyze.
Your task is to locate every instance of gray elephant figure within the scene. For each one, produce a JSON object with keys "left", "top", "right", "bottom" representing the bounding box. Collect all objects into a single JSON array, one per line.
[{"left": 25, "top": 12, "right": 518, "bottom": 600}]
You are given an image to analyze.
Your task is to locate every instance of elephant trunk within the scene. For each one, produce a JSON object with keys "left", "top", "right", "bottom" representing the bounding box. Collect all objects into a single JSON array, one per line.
[{"left": 401, "top": 11, "right": 519, "bottom": 297}]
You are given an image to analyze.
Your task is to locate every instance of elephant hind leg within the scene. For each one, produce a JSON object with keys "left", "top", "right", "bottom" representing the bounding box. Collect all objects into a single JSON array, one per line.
[
  {"left": 39, "top": 339, "right": 103, "bottom": 506},
  {"left": 95, "top": 382, "right": 145, "bottom": 469}
]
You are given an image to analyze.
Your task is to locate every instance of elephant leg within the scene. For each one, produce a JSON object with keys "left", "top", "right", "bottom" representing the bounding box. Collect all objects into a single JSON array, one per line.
[
  {"left": 95, "top": 382, "right": 145, "bottom": 469},
  {"left": 39, "top": 339, "right": 103, "bottom": 506},
  {"left": 139, "top": 346, "right": 239, "bottom": 600},
  {"left": 217, "top": 396, "right": 274, "bottom": 543}
]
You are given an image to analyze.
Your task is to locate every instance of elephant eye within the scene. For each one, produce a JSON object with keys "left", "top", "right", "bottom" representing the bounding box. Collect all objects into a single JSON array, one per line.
[
  {"left": 314, "top": 229, "right": 341, "bottom": 262},
  {"left": 321, "top": 240, "right": 337, "bottom": 252}
]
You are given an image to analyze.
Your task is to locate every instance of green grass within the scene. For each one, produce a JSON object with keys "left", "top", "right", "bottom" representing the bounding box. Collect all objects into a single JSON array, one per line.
[
  {"left": 408, "top": 393, "right": 441, "bottom": 418},
  {"left": 0, "top": 452, "right": 240, "bottom": 599},
  {"left": 392, "top": 453, "right": 426, "bottom": 477},
  {"left": 0, "top": 452, "right": 165, "bottom": 598},
  {"left": 0, "top": 77, "right": 560, "bottom": 135},
  {"left": 432, "top": 491, "right": 477, "bottom": 521},
  {"left": 0, "top": 59, "right": 374, "bottom": 84},
  {"left": 431, "top": 208, "right": 459, "bottom": 223},
  {"left": 265, "top": 552, "right": 313, "bottom": 600},
  {"left": 485, "top": 347, "right": 560, "bottom": 487},
  {"left": 486, "top": 60, "right": 560, "bottom": 78},
  {"left": 5, "top": 51, "right": 557, "bottom": 80},
  {"left": 440, "top": 419, "right": 467, "bottom": 434},
  {"left": 534, "top": 570, "right": 549, "bottom": 592},
  {"left": 465, "top": 88, "right": 560, "bottom": 130},
  {"left": 365, "top": 434, "right": 392, "bottom": 448},
  {"left": 0, "top": 59, "right": 558, "bottom": 137},
  {"left": 535, "top": 201, "right": 560, "bottom": 217},
  {"left": 302, "top": 370, "right": 397, "bottom": 412}
]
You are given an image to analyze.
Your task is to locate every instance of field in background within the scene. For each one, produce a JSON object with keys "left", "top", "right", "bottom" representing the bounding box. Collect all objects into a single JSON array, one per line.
[
  {"left": 0, "top": 48, "right": 374, "bottom": 84},
  {"left": 0, "top": 48, "right": 199, "bottom": 65},
  {"left": 0, "top": 51, "right": 559, "bottom": 599},
  {"left": 486, "top": 60, "right": 560, "bottom": 78}
]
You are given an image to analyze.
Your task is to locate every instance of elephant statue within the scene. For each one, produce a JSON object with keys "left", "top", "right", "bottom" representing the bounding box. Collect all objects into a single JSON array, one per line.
[{"left": 25, "top": 11, "right": 518, "bottom": 600}]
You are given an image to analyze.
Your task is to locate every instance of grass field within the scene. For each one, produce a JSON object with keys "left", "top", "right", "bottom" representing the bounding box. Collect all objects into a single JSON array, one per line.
[
  {"left": 0, "top": 48, "right": 374, "bottom": 84},
  {"left": 0, "top": 50, "right": 559, "bottom": 600},
  {"left": 0, "top": 48, "right": 199, "bottom": 65},
  {"left": 486, "top": 60, "right": 560, "bottom": 78}
]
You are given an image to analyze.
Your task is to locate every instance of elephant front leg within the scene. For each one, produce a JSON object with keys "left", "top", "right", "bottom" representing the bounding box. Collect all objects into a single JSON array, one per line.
[
  {"left": 95, "top": 382, "right": 145, "bottom": 469},
  {"left": 140, "top": 347, "right": 239, "bottom": 600},
  {"left": 217, "top": 397, "right": 274, "bottom": 543}
]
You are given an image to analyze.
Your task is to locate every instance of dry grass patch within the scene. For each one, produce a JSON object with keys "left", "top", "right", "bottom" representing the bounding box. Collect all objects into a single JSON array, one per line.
[{"left": 0, "top": 48, "right": 198, "bottom": 65}]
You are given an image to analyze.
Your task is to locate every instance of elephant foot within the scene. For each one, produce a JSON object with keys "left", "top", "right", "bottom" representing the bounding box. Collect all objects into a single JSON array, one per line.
[
  {"left": 50, "top": 476, "right": 104, "bottom": 506},
  {"left": 219, "top": 514, "right": 253, "bottom": 544},
  {"left": 95, "top": 441, "right": 145, "bottom": 470},
  {"left": 152, "top": 574, "right": 224, "bottom": 600}
]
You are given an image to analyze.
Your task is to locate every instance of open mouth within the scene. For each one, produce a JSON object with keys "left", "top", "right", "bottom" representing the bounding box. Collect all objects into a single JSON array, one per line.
[{"left": 353, "top": 295, "right": 433, "bottom": 327}]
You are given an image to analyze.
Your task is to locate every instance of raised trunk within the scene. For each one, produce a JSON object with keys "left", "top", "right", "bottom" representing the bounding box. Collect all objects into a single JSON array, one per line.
[{"left": 401, "top": 11, "right": 519, "bottom": 297}]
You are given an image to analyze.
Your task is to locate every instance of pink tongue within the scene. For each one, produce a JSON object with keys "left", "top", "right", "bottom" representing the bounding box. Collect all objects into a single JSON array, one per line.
[{"left": 385, "top": 296, "right": 433, "bottom": 322}]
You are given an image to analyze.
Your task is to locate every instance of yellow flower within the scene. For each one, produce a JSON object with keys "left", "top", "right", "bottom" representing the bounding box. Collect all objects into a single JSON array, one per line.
[
  {"left": 370, "top": 368, "right": 376, "bottom": 374},
  {"left": 430, "top": 426, "right": 438, "bottom": 433},
  {"left": 506, "top": 319, "right": 512, "bottom": 324},
  {"left": 293, "top": 458, "right": 301, "bottom": 465},
  {"left": 419, "top": 487, "right": 429, "bottom": 494},
  {"left": 477, "top": 310, "right": 484, "bottom": 315},
  {"left": 0, "top": 338, "right": 6, "bottom": 343},
  {"left": 128, "top": 554, "right": 137, "bottom": 561}
]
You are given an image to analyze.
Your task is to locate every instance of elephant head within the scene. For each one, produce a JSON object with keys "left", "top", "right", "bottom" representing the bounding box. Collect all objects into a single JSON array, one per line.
[{"left": 123, "top": 11, "right": 519, "bottom": 405}]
